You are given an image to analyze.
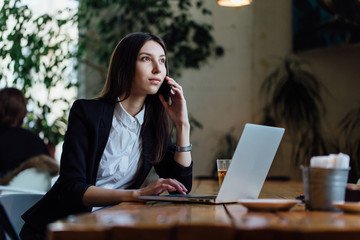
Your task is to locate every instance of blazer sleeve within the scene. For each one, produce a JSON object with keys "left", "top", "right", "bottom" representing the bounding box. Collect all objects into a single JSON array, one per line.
[
  {"left": 55, "top": 100, "right": 95, "bottom": 207},
  {"left": 154, "top": 140, "right": 193, "bottom": 193}
]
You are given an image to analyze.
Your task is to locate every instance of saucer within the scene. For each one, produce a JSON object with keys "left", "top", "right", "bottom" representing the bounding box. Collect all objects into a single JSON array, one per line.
[
  {"left": 332, "top": 201, "right": 360, "bottom": 213},
  {"left": 237, "top": 199, "right": 301, "bottom": 211}
]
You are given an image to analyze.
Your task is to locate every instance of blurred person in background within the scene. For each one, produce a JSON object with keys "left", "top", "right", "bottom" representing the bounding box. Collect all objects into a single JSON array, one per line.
[{"left": 0, "top": 87, "right": 59, "bottom": 192}]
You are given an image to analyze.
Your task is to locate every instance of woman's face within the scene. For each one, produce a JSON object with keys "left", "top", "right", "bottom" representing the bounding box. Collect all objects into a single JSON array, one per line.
[{"left": 131, "top": 40, "right": 167, "bottom": 98}]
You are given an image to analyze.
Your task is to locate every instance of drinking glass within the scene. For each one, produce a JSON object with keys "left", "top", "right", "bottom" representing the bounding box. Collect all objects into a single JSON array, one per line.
[{"left": 216, "top": 159, "right": 231, "bottom": 187}]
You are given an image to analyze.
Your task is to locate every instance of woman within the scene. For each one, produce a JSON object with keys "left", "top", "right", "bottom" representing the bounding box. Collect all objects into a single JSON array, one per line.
[{"left": 20, "top": 32, "right": 193, "bottom": 239}]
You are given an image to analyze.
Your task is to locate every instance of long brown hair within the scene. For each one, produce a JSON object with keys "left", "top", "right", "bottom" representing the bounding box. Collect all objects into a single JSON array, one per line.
[
  {"left": 99, "top": 32, "right": 170, "bottom": 164},
  {"left": 0, "top": 87, "right": 27, "bottom": 127}
]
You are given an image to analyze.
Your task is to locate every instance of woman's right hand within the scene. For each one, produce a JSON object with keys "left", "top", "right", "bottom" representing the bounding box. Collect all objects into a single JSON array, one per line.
[
  {"left": 134, "top": 178, "right": 188, "bottom": 200},
  {"left": 83, "top": 178, "right": 188, "bottom": 206}
]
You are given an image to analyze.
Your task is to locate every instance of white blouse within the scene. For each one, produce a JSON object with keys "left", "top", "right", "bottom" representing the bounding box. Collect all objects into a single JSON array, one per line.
[{"left": 95, "top": 101, "right": 145, "bottom": 191}]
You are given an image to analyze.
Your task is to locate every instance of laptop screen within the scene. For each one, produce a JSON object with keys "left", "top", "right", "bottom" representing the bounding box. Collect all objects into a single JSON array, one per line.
[{"left": 216, "top": 124, "right": 285, "bottom": 203}]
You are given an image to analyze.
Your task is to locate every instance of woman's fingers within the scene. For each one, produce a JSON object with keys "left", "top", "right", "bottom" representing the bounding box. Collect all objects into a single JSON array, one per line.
[
  {"left": 166, "top": 77, "right": 183, "bottom": 94},
  {"left": 154, "top": 184, "right": 176, "bottom": 196},
  {"left": 169, "top": 86, "right": 181, "bottom": 98},
  {"left": 155, "top": 179, "right": 186, "bottom": 195},
  {"left": 165, "top": 178, "right": 188, "bottom": 193},
  {"left": 140, "top": 178, "right": 188, "bottom": 197},
  {"left": 166, "top": 76, "right": 179, "bottom": 87}
]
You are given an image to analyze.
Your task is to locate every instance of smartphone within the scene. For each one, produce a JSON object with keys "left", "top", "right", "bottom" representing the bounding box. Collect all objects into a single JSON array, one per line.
[{"left": 158, "top": 78, "right": 171, "bottom": 102}]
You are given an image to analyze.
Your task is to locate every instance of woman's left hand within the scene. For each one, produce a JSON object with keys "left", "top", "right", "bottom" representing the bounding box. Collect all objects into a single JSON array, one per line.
[
  {"left": 159, "top": 76, "right": 189, "bottom": 128},
  {"left": 159, "top": 76, "right": 192, "bottom": 168}
]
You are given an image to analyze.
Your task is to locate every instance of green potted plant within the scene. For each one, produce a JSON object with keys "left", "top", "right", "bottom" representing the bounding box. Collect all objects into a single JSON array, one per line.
[
  {"left": 337, "top": 106, "right": 360, "bottom": 183},
  {"left": 260, "top": 56, "right": 328, "bottom": 166}
]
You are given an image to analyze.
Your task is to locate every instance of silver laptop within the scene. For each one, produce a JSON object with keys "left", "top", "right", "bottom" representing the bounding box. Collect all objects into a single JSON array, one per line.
[{"left": 138, "top": 123, "right": 285, "bottom": 204}]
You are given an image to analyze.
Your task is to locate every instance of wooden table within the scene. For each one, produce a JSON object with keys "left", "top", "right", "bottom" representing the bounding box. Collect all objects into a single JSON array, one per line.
[{"left": 48, "top": 180, "right": 360, "bottom": 240}]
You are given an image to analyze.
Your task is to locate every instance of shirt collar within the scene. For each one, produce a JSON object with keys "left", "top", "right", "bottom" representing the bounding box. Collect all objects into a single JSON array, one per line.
[
  {"left": 134, "top": 104, "right": 145, "bottom": 125},
  {"left": 115, "top": 100, "right": 145, "bottom": 127}
]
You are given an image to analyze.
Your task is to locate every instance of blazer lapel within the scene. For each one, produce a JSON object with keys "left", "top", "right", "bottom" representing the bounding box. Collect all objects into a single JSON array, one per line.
[{"left": 92, "top": 99, "right": 114, "bottom": 183}]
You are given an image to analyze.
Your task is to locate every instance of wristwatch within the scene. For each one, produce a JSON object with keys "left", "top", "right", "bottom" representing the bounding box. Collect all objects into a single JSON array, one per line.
[{"left": 175, "top": 144, "right": 192, "bottom": 152}]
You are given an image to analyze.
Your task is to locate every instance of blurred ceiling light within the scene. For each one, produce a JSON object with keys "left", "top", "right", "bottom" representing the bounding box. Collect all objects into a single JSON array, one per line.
[{"left": 217, "top": 0, "right": 252, "bottom": 7}]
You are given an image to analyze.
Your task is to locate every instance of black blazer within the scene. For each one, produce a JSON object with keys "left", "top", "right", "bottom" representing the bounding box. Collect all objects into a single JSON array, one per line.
[{"left": 22, "top": 98, "right": 193, "bottom": 232}]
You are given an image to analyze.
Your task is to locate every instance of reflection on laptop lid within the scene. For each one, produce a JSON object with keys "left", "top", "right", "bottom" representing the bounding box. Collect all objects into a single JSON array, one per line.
[{"left": 138, "top": 123, "right": 285, "bottom": 204}]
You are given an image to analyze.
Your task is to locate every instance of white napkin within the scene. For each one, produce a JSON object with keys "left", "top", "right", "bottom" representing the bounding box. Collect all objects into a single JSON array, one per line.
[{"left": 310, "top": 153, "right": 350, "bottom": 169}]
